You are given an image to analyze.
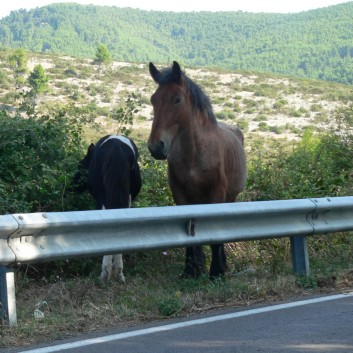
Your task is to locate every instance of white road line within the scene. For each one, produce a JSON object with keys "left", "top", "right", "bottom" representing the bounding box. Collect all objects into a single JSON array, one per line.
[{"left": 18, "top": 292, "right": 353, "bottom": 353}]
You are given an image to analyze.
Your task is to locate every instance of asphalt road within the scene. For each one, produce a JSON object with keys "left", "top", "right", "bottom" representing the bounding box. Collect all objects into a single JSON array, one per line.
[{"left": 5, "top": 291, "right": 353, "bottom": 353}]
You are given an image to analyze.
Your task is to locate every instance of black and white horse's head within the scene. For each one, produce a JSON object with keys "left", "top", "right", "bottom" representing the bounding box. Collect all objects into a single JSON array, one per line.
[{"left": 72, "top": 142, "right": 95, "bottom": 193}]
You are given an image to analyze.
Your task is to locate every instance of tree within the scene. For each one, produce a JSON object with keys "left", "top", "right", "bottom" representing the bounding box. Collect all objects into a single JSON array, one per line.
[
  {"left": 27, "top": 64, "right": 49, "bottom": 109},
  {"left": 8, "top": 48, "right": 28, "bottom": 87},
  {"left": 94, "top": 44, "right": 112, "bottom": 66}
]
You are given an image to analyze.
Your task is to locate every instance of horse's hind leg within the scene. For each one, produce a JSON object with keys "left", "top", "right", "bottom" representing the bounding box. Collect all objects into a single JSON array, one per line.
[
  {"left": 101, "top": 254, "right": 125, "bottom": 282},
  {"left": 181, "top": 246, "right": 205, "bottom": 278},
  {"left": 209, "top": 243, "right": 227, "bottom": 279},
  {"left": 101, "top": 255, "right": 113, "bottom": 281},
  {"left": 112, "top": 254, "right": 125, "bottom": 283},
  {"left": 108, "top": 195, "right": 130, "bottom": 283}
]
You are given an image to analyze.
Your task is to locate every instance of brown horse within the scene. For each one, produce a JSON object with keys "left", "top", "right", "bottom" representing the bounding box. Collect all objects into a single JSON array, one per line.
[{"left": 148, "top": 61, "right": 247, "bottom": 279}]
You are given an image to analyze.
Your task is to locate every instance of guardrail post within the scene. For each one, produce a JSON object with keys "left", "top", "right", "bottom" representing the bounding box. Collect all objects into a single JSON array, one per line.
[
  {"left": 290, "top": 236, "right": 310, "bottom": 276},
  {"left": 0, "top": 265, "right": 17, "bottom": 326}
]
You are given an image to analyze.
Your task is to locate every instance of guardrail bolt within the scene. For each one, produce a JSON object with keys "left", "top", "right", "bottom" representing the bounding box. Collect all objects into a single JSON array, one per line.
[{"left": 187, "top": 218, "right": 196, "bottom": 236}]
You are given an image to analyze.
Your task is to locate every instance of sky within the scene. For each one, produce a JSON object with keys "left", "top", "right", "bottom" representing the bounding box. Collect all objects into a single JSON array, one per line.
[{"left": 0, "top": 0, "right": 351, "bottom": 19}]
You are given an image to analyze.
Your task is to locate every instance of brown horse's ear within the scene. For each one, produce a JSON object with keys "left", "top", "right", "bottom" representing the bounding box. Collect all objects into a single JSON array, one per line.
[
  {"left": 149, "top": 62, "right": 160, "bottom": 82},
  {"left": 172, "top": 61, "right": 181, "bottom": 83}
]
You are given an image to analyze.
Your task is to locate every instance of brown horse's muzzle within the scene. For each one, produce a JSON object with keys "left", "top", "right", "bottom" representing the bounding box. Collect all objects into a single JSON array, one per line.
[{"left": 148, "top": 140, "right": 168, "bottom": 160}]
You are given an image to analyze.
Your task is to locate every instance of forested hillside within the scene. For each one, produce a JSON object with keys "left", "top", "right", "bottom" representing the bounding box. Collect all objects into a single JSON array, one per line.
[{"left": 0, "top": 2, "right": 353, "bottom": 84}]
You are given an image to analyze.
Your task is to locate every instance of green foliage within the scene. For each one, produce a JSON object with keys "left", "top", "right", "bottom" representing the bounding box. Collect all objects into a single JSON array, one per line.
[
  {"left": 253, "top": 114, "right": 268, "bottom": 121},
  {"left": 28, "top": 64, "right": 49, "bottom": 94},
  {"left": 158, "top": 294, "right": 183, "bottom": 316},
  {"left": 1, "top": 3, "right": 353, "bottom": 83},
  {"left": 26, "top": 64, "right": 49, "bottom": 110},
  {"left": 94, "top": 44, "right": 112, "bottom": 66},
  {"left": 112, "top": 93, "right": 139, "bottom": 136},
  {"left": 236, "top": 118, "right": 249, "bottom": 132},
  {"left": 8, "top": 48, "right": 28, "bottom": 73},
  {"left": 257, "top": 121, "right": 268, "bottom": 132},
  {"left": 135, "top": 142, "right": 173, "bottom": 208},
  {"left": 8, "top": 48, "right": 28, "bottom": 88},
  {"left": 245, "top": 105, "right": 353, "bottom": 201},
  {"left": 0, "top": 109, "right": 91, "bottom": 213}
]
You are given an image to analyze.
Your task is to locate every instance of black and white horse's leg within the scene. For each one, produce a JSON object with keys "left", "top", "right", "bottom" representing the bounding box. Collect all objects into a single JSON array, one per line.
[
  {"left": 100, "top": 203, "right": 127, "bottom": 283},
  {"left": 111, "top": 254, "right": 125, "bottom": 283},
  {"left": 111, "top": 194, "right": 132, "bottom": 282},
  {"left": 101, "top": 255, "right": 114, "bottom": 281},
  {"left": 101, "top": 253, "right": 125, "bottom": 283},
  {"left": 100, "top": 195, "right": 131, "bottom": 283}
]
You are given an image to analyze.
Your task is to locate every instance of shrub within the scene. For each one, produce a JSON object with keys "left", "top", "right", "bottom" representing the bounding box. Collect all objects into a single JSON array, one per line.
[
  {"left": 243, "top": 98, "right": 258, "bottom": 108},
  {"left": 0, "top": 108, "right": 92, "bottom": 213},
  {"left": 310, "top": 103, "right": 323, "bottom": 112},
  {"left": 245, "top": 105, "right": 353, "bottom": 201},
  {"left": 269, "top": 125, "right": 285, "bottom": 134},
  {"left": 236, "top": 118, "right": 249, "bottom": 132},
  {"left": 257, "top": 122, "right": 269, "bottom": 132},
  {"left": 253, "top": 114, "right": 268, "bottom": 122},
  {"left": 135, "top": 142, "right": 173, "bottom": 208},
  {"left": 273, "top": 99, "right": 288, "bottom": 110}
]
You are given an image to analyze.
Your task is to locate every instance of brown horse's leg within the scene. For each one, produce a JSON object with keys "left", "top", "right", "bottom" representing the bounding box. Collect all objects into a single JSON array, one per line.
[
  {"left": 181, "top": 246, "right": 205, "bottom": 278},
  {"left": 209, "top": 243, "right": 227, "bottom": 279}
]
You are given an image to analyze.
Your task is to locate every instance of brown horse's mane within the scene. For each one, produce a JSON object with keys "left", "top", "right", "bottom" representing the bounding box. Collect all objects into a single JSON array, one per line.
[{"left": 155, "top": 67, "right": 217, "bottom": 124}]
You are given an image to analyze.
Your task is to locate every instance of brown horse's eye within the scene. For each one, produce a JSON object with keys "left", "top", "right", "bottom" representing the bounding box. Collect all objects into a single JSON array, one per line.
[{"left": 174, "top": 96, "right": 182, "bottom": 104}]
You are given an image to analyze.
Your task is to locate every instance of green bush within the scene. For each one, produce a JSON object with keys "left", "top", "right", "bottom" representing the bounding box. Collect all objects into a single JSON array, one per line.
[
  {"left": 135, "top": 142, "right": 173, "bottom": 208},
  {"left": 257, "top": 121, "right": 269, "bottom": 132},
  {"left": 253, "top": 114, "right": 268, "bottom": 122},
  {"left": 236, "top": 118, "right": 249, "bottom": 132},
  {"left": 273, "top": 99, "right": 288, "bottom": 110},
  {"left": 0, "top": 108, "right": 92, "bottom": 213},
  {"left": 245, "top": 105, "right": 353, "bottom": 201}
]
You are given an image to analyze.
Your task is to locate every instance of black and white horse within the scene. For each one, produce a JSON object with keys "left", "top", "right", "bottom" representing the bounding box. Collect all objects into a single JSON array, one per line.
[{"left": 73, "top": 134, "right": 141, "bottom": 282}]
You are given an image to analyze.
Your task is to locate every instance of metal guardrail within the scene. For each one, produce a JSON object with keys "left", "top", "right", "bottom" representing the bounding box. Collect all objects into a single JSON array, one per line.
[{"left": 1, "top": 196, "right": 353, "bottom": 325}]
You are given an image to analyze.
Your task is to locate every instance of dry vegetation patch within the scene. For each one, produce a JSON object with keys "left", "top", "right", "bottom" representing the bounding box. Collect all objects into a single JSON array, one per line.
[{"left": 1, "top": 52, "right": 349, "bottom": 141}]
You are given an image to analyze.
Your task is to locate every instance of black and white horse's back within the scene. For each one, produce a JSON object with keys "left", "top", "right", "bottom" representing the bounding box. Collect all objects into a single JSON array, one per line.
[
  {"left": 88, "top": 135, "right": 141, "bottom": 209},
  {"left": 73, "top": 134, "right": 142, "bottom": 282}
]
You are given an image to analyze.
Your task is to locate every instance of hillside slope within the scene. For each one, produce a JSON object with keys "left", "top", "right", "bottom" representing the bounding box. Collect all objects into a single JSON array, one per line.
[{"left": 1, "top": 50, "right": 351, "bottom": 142}]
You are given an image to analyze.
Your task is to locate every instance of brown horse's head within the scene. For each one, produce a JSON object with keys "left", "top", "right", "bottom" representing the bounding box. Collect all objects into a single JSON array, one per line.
[
  {"left": 148, "top": 61, "right": 188, "bottom": 160},
  {"left": 148, "top": 61, "right": 218, "bottom": 161}
]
